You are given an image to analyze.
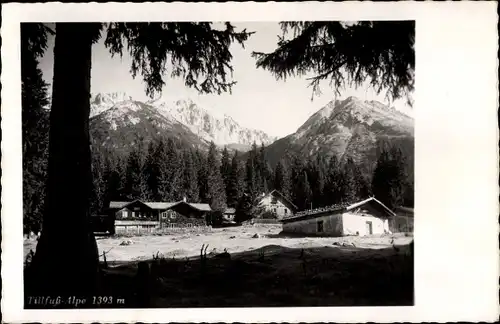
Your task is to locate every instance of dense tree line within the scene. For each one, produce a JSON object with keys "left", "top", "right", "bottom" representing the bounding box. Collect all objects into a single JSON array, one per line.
[
  {"left": 372, "top": 145, "right": 414, "bottom": 209},
  {"left": 22, "top": 24, "right": 52, "bottom": 234},
  {"left": 87, "top": 139, "right": 414, "bottom": 220}
]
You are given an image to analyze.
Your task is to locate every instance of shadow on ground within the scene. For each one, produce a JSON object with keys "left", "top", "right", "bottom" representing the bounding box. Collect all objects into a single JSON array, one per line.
[{"left": 25, "top": 241, "right": 414, "bottom": 308}]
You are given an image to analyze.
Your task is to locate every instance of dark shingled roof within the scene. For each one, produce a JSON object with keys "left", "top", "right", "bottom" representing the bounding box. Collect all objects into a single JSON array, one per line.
[
  {"left": 281, "top": 202, "right": 352, "bottom": 223},
  {"left": 109, "top": 200, "right": 211, "bottom": 212},
  {"left": 280, "top": 197, "right": 395, "bottom": 223}
]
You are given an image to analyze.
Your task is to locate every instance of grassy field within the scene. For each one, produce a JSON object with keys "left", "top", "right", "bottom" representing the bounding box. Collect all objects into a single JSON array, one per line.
[{"left": 24, "top": 225, "right": 414, "bottom": 308}]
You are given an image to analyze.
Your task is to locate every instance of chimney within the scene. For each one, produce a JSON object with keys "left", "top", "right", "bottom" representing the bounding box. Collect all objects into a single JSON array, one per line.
[{"left": 183, "top": 196, "right": 187, "bottom": 203}]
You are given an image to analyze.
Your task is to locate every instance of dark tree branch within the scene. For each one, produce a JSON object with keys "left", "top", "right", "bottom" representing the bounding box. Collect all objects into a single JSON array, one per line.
[
  {"left": 252, "top": 21, "right": 415, "bottom": 106},
  {"left": 104, "top": 22, "right": 254, "bottom": 98}
]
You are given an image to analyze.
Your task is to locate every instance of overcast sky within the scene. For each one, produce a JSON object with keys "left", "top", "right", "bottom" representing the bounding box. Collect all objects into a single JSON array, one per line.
[{"left": 38, "top": 22, "right": 413, "bottom": 137}]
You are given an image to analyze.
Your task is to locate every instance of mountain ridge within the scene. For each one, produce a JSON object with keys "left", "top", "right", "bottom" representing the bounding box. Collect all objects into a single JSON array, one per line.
[
  {"left": 89, "top": 93, "right": 276, "bottom": 148},
  {"left": 89, "top": 100, "right": 209, "bottom": 157},
  {"left": 261, "top": 96, "right": 414, "bottom": 179}
]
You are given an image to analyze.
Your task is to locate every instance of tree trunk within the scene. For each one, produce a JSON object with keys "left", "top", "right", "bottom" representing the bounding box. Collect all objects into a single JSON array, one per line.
[{"left": 28, "top": 23, "right": 100, "bottom": 300}]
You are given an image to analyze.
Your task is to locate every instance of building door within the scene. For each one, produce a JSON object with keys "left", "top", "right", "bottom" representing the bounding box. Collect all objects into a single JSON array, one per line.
[
  {"left": 317, "top": 220, "right": 324, "bottom": 233},
  {"left": 365, "top": 221, "right": 373, "bottom": 235}
]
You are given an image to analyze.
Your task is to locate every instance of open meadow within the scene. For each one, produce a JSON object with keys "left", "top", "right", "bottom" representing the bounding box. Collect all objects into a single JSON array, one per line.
[{"left": 24, "top": 225, "right": 414, "bottom": 308}]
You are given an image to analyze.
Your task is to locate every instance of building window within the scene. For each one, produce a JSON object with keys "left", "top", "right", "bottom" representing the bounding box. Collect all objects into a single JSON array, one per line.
[
  {"left": 273, "top": 208, "right": 277, "bottom": 214},
  {"left": 317, "top": 220, "right": 324, "bottom": 233},
  {"left": 271, "top": 197, "right": 278, "bottom": 204},
  {"left": 284, "top": 209, "right": 288, "bottom": 215}
]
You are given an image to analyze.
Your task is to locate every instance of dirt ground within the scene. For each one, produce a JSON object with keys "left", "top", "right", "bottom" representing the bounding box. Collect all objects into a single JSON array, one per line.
[
  {"left": 24, "top": 225, "right": 414, "bottom": 308},
  {"left": 24, "top": 225, "right": 413, "bottom": 263}
]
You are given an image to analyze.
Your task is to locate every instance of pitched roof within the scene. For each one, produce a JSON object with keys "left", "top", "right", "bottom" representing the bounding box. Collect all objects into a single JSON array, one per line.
[
  {"left": 186, "top": 203, "right": 212, "bottom": 212},
  {"left": 109, "top": 201, "right": 177, "bottom": 210},
  {"left": 280, "top": 197, "right": 395, "bottom": 223},
  {"left": 145, "top": 202, "right": 178, "bottom": 209},
  {"left": 109, "top": 201, "right": 129, "bottom": 209},
  {"left": 260, "top": 190, "right": 298, "bottom": 210},
  {"left": 108, "top": 199, "right": 157, "bottom": 210},
  {"left": 281, "top": 202, "right": 351, "bottom": 223},
  {"left": 346, "top": 197, "right": 396, "bottom": 217},
  {"left": 109, "top": 200, "right": 210, "bottom": 211}
]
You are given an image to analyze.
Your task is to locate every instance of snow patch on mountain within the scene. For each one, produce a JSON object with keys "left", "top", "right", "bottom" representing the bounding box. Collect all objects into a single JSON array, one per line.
[
  {"left": 89, "top": 92, "right": 276, "bottom": 148},
  {"left": 128, "top": 116, "right": 141, "bottom": 125},
  {"left": 146, "top": 97, "right": 277, "bottom": 146},
  {"left": 113, "top": 101, "right": 142, "bottom": 113},
  {"left": 90, "top": 92, "right": 133, "bottom": 117}
]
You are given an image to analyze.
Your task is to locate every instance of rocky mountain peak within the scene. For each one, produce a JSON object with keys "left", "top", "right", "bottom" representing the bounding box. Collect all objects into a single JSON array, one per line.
[
  {"left": 264, "top": 96, "right": 414, "bottom": 174},
  {"left": 143, "top": 97, "right": 276, "bottom": 146},
  {"left": 92, "top": 92, "right": 132, "bottom": 105},
  {"left": 90, "top": 92, "right": 134, "bottom": 117},
  {"left": 90, "top": 94, "right": 276, "bottom": 147}
]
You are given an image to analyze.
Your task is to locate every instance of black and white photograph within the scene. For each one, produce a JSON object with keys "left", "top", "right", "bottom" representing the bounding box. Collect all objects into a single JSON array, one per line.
[
  {"left": 22, "top": 18, "right": 416, "bottom": 309},
  {"left": 2, "top": 2, "right": 498, "bottom": 323}
]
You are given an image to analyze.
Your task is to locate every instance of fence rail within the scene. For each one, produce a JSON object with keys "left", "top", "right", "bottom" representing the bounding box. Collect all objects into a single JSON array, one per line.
[
  {"left": 114, "top": 222, "right": 211, "bottom": 235},
  {"left": 160, "top": 223, "right": 205, "bottom": 229},
  {"left": 251, "top": 218, "right": 282, "bottom": 224}
]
